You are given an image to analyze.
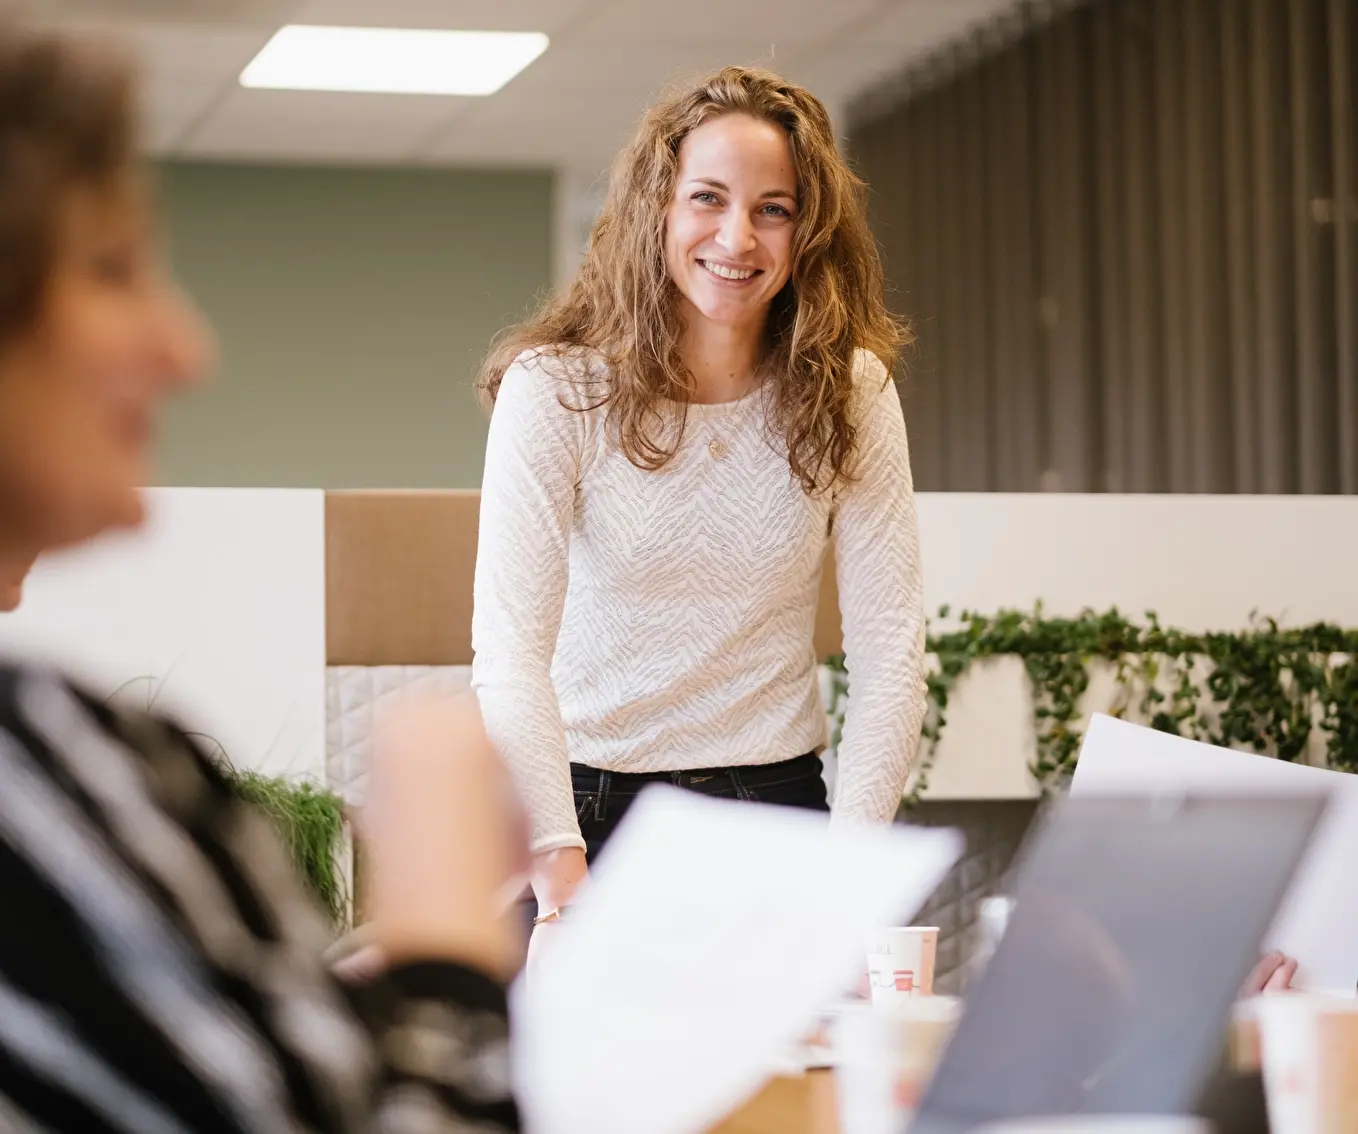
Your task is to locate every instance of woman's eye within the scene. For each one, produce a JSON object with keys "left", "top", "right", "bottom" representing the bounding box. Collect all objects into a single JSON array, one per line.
[
  {"left": 692, "top": 191, "right": 719, "bottom": 204},
  {"left": 761, "top": 204, "right": 792, "bottom": 218}
]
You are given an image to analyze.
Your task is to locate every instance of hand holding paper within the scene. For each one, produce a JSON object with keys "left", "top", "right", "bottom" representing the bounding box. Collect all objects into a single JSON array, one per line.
[{"left": 1073, "top": 714, "right": 1358, "bottom": 996}]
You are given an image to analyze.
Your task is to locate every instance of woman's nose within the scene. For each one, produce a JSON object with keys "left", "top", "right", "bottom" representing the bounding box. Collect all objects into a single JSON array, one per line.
[{"left": 152, "top": 283, "right": 216, "bottom": 391}]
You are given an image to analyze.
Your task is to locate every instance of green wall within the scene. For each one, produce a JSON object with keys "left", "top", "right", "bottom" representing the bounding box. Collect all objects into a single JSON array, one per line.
[{"left": 156, "top": 162, "right": 553, "bottom": 488}]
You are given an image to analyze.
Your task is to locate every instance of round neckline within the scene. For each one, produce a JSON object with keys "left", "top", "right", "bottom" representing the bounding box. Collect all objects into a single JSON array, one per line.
[{"left": 666, "top": 381, "right": 766, "bottom": 420}]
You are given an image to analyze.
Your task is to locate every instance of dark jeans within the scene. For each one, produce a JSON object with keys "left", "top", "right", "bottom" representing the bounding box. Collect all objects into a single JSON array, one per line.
[{"left": 570, "top": 752, "right": 829, "bottom": 864}]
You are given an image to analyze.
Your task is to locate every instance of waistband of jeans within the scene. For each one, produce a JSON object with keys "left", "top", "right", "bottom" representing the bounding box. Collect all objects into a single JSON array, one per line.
[{"left": 569, "top": 751, "right": 820, "bottom": 786}]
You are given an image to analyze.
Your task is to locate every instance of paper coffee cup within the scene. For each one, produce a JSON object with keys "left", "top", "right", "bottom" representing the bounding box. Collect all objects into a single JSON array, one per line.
[
  {"left": 866, "top": 926, "right": 938, "bottom": 1006},
  {"left": 1256, "top": 993, "right": 1358, "bottom": 1134},
  {"left": 1230, "top": 996, "right": 1266, "bottom": 1072},
  {"left": 832, "top": 997, "right": 960, "bottom": 1134}
]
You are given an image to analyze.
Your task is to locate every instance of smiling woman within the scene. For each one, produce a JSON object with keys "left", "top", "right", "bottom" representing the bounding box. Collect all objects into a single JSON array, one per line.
[{"left": 472, "top": 66, "right": 928, "bottom": 950}]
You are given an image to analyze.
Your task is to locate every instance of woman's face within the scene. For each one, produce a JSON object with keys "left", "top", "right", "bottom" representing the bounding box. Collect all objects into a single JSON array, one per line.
[
  {"left": 0, "top": 185, "right": 212, "bottom": 555},
  {"left": 664, "top": 113, "right": 799, "bottom": 335}
]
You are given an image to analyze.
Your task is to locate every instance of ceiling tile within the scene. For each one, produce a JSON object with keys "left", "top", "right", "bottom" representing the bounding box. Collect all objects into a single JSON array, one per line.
[
  {"left": 33, "top": 16, "right": 274, "bottom": 76},
  {"left": 789, "top": 41, "right": 926, "bottom": 107},
  {"left": 851, "top": 0, "right": 1020, "bottom": 55},
  {"left": 794, "top": 0, "right": 1027, "bottom": 104},
  {"left": 291, "top": 0, "right": 595, "bottom": 34},
  {"left": 35, "top": 0, "right": 301, "bottom": 24},
  {"left": 29, "top": 0, "right": 1028, "bottom": 167},
  {"left": 422, "top": 90, "right": 638, "bottom": 170},
  {"left": 183, "top": 88, "right": 473, "bottom": 163},
  {"left": 118, "top": 21, "right": 277, "bottom": 76},
  {"left": 579, "top": 0, "right": 883, "bottom": 48},
  {"left": 140, "top": 74, "right": 228, "bottom": 154},
  {"left": 56, "top": 20, "right": 277, "bottom": 153},
  {"left": 500, "top": 37, "right": 793, "bottom": 100}
]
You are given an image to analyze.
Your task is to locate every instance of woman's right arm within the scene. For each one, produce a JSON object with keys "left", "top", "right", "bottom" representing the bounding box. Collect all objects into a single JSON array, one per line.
[{"left": 472, "top": 354, "right": 589, "bottom": 905}]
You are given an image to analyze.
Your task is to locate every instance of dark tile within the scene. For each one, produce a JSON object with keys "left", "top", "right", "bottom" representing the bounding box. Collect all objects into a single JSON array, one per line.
[{"left": 901, "top": 800, "right": 1039, "bottom": 991}]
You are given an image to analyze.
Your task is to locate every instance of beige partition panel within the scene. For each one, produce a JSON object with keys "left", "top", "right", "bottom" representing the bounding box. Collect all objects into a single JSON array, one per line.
[
  {"left": 813, "top": 561, "right": 842, "bottom": 661},
  {"left": 326, "top": 490, "right": 480, "bottom": 666},
  {"left": 325, "top": 489, "right": 845, "bottom": 665}
]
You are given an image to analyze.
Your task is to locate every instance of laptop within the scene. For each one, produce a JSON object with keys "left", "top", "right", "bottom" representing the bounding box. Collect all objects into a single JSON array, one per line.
[{"left": 908, "top": 792, "right": 1327, "bottom": 1133}]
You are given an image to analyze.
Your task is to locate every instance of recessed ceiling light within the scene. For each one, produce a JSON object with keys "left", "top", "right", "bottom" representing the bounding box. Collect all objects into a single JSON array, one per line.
[{"left": 240, "top": 25, "right": 549, "bottom": 96}]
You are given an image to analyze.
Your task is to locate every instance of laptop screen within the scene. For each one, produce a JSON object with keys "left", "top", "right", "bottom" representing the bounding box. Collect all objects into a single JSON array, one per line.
[{"left": 911, "top": 793, "right": 1325, "bottom": 1131}]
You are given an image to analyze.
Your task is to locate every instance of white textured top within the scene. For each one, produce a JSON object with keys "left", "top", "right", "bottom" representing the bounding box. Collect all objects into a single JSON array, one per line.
[{"left": 472, "top": 348, "right": 927, "bottom": 853}]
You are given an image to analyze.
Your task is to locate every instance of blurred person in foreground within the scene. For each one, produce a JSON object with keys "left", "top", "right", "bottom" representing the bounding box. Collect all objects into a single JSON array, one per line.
[
  {"left": 0, "top": 24, "right": 523, "bottom": 1132},
  {"left": 0, "top": 551, "right": 34, "bottom": 610}
]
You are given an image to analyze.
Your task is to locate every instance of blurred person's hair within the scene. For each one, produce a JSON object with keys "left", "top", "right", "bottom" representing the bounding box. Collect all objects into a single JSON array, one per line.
[
  {"left": 478, "top": 65, "right": 908, "bottom": 494},
  {"left": 0, "top": 22, "right": 137, "bottom": 345}
]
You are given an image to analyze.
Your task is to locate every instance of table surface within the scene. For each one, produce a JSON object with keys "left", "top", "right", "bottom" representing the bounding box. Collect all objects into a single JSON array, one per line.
[
  {"left": 707, "top": 1072, "right": 838, "bottom": 1134},
  {"left": 703, "top": 1013, "right": 1266, "bottom": 1134}
]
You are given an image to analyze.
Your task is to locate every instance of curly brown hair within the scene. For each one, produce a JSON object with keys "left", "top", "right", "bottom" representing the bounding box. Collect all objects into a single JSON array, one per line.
[
  {"left": 479, "top": 65, "right": 908, "bottom": 493},
  {"left": 0, "top": 23, "right": 136, "bottom": 346}
]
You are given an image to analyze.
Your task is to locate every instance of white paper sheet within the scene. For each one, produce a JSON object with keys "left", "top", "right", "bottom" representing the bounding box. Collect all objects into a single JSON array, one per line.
[
  {"left": 511, "top": 788, "right": 962, "bottom": 1134},
  {"left": 1072, "top": 714, "right": 1358, "bottom": 996}
]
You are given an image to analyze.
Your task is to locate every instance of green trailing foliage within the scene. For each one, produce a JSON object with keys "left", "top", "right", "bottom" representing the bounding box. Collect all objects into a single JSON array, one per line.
[
  {"left": 107, "top": 679, "right": 350, "bottom": 926},
  {"left": 826, "top": 606, "right": 1358, "bottom": 806},
  {"left": 224, "top": 768, "right": 349, "bottom": 926}
]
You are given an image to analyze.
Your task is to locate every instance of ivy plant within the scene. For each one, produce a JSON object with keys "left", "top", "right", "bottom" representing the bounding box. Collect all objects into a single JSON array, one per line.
[{"left": 826, "top": 606, "right": 1358, "bottom": 804}]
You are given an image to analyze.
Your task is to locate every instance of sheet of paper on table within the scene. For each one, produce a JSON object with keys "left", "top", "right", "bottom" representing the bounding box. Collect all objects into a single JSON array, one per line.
[
  {"left": 1072, "top": 713, "right": 1358, "bottom": 996},
  {"left": 512, "top": 787, "right": 962, "bottom": 1134}
]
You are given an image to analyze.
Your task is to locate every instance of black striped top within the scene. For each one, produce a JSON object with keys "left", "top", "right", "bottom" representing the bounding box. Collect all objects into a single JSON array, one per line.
[{"left": 0, "top": 662, "right": 520, "bottom": 1133}]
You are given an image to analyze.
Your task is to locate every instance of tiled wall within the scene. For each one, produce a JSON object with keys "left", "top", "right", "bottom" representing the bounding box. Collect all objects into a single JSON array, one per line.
[{"left": 906, "top": 800, "right": 1041, "bottom": 994}]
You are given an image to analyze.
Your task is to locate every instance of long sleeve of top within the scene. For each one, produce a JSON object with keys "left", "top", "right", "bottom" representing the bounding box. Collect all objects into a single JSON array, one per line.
[
  {"left": 0, "top": 662, "right": 520, "bottom": 1134},
  {"left": 472, "top": 351, "right": 588, "bottom": 855},
  {"left": 828, "top": 353, "right": 928, "bottom": 824}
]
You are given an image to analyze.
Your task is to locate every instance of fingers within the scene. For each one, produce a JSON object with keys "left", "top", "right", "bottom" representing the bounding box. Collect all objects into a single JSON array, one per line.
[
  {"left": 1243, "top": 952, "right": 1283, "bottom": 996},
  {"left": 1243, "top": 951, "right": 1299, "bottom": 996},
  {"left": 1264, "top": 955, "right": 1298, "bottom": 992},
  {"left": 332, "top": 943, "right": 388, "bottom": 985}
]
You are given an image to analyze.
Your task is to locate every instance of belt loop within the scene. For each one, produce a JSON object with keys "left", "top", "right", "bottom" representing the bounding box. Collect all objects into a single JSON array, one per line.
[
  {"left": 596, "top": 770, "right": 611, "bottom": 822},
  {"left": 729, "top": 767, "right": 753, "bottom": 802}
]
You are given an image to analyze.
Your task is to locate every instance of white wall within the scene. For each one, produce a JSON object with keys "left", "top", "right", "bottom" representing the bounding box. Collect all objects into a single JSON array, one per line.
[
  {"left": 4, "top": 489, "right": 1354, "bottom": 800},
  {"left": 907, "top": 494, "right": 1358, "bottom": 798},
  {"left": 916, "top": 493, "right": 1358, "bottom": 629},
  {"left": 0, "top": 489, "right": 327, "bottom": 784}
]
